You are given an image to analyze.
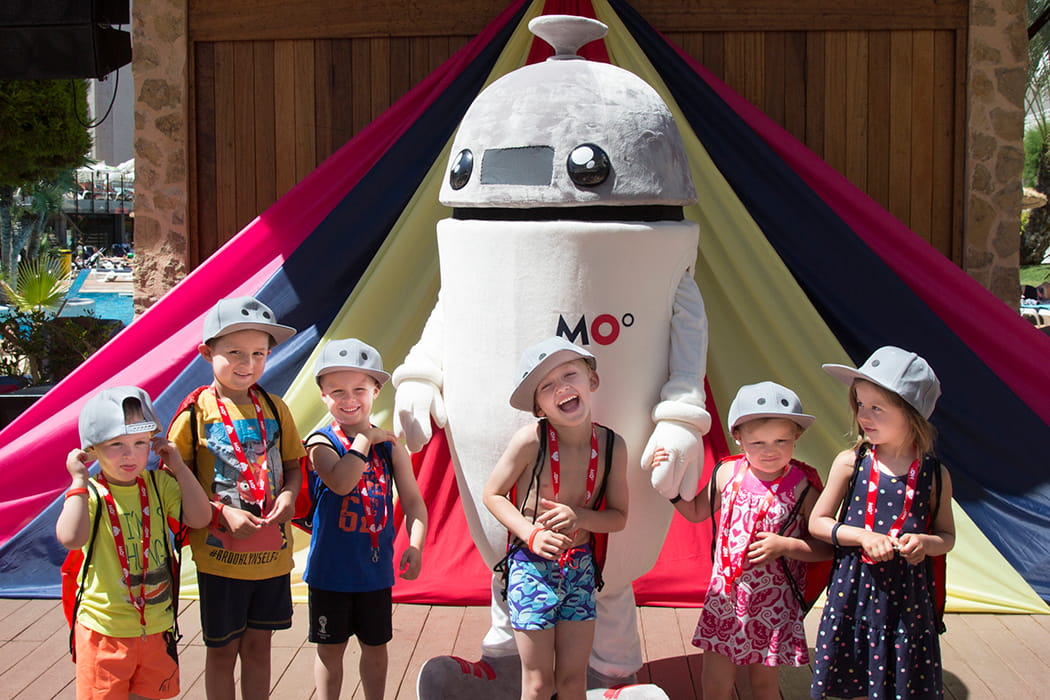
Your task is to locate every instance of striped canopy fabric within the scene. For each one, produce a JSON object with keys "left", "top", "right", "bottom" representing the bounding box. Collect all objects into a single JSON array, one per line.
[{"left": 1, "top": 0, "right": 1047, "bottom": 615}]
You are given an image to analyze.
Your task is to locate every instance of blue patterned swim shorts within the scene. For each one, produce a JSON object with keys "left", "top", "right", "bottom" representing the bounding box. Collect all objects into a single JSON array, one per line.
[{"left": 507, "top": 544, "right": 597, "bottom": 631}]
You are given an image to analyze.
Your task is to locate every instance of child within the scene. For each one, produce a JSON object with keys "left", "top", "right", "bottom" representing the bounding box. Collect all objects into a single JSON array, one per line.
[
  {"left": 809, "top": 346, "right": 955, "bottom": 699},
  {"left": 57, "top": 386, "right": 211, "bottom": 699},
  {"left": 167, "top": 296, "right": 305, "bottom": 700},
  {"left": 483, "top": 336, "right": 629, "bottom": 700},
  {"left": 665, "top": 381, "right": 830, "bottom": 700},
  {"left": 303, "top": 338, "right": 428, "bottom": 700}
]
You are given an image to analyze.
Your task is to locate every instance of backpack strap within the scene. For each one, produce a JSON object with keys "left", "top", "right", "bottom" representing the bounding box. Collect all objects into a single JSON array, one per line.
[
  {"left": 708, "top": 456, "right": 738, "bottom": 561},
  {"left": 68, "top": 480, "right": 101, "bottom": 659},
  {"left": 494, "top": 421, "right": 550, "bottom": 599},
  {"left": 254, "top": 385, "right": 283, "bottom": 455},
  {"left": 585, "top": 424, "right": 616, "bottom": 592},
  {"left": 148, "top": 470, "right": 183, "bottom": 643}
]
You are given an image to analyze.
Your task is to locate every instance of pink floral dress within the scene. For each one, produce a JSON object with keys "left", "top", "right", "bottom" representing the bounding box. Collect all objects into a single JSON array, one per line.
[{"left": 692, "top": 457, "right": 810, "bottom": 666}]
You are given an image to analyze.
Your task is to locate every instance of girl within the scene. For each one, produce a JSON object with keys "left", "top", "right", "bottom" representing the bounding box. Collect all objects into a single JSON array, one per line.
[
  {"left": 810, "top": 346, "right": 955, "bottom": 699},
  {"left": 667, "top": 381, "right": 830, "bottom": 700}
]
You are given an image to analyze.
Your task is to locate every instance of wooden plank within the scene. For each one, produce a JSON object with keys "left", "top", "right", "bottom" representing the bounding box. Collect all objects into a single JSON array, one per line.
[
  {"left": 938, "top": 617, "right": 1000, "bottom": 698},
  {"left": 369, "top": 37, "right": 393, "bottom": 124},
  {"left": 843, "top": 31, "right": 869, "bottom": 191},
  {"left": 723, "top": 32, "right": 764, "bottom": 109},
  {"left": 866, "top": 30, "right": 892, "bottom": 208},
  {"left": 254, "top": 41, "right": 278, "bottom": 211},
  {"left": 270, "top": 646, "right": 316, "bottom": 700},
  {"left": 639, "top": 606, "right": 694, "bottom": 698},
  {"left": 887, "top": 30, "right": 914, "bottom": 226},
  {"left": 805, "top": 31, "right": 826, "bottom": 159},
  {"left": 451, "top": 605, "right": 490, "bottom": 659},
  {"left": 909, "top": 30, "right": 936, "bottom": 243},
  {"left": 330, "top": 38, "right": 356, "bottom": 154},
  {"left": 212, "top": 42, "right": 240, "bottom": 246},
  {"left": 702, "top": 32, "right": 725, "bottom": 79},
  {"left": 396, "top": 606, "right": 462, "bottom": 700},
  {"left": 388, "top": 604, "right": 430, "bottom": 699},
  {"left": 762, "top": 32, "right": 786, "bottom": 127},
  {"left": 0, "top": 617, "right": 72, "bottom": 699},
  {"left": 673, "top": 607, "right": 703, "bottom": 697},
  {"left": 233, "top": 41, "right": 258, "bottom": 230},
  {"left": 273, "top": 40, "right": 299, "bottom": 200},
  {"left": 950, "top": 614, "right": 1048, "bottom": 696},
  {"left": 351, "top": 39, "right": 373, "bottom": 138},
  {"left": 188, "top": 0, "right": 968, "bottom": 41},
  {"left": 783, "top": 32, "right": 808, "bottom": 143},
  {"left": 389, "top": 37, "right": 415, "bottom": 114},
  {"left": 822, "top": 32, "right": 848, "bottom": 176},
  {"left": 192, "top": 42, "right": 218, "bottom": 266},
  {"left": 294, "top": 40, "right": 318, "bottom": 185}
]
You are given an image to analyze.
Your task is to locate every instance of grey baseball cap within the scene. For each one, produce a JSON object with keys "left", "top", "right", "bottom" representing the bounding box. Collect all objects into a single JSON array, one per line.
[
  {"left": 314, "top": 338, "right": 390, "bottom": 387},
  {"left": 202, "top": 296, "right": 296, "bottom": 346},
  {"left": 823, "top": 345, "right": 941, "bottom": 419},
  {"left": 510, "top": 336, "right": 597, "bottom": 412},
  {"left": 727, "top": 381, "right": 815, "bottom": 431},
  {"left": 79, "top": 386, "right": 160, "bottom": 448}
]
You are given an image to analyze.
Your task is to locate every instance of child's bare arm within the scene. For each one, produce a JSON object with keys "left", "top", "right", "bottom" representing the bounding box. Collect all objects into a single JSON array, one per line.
[
  {"left": 670, "top": 457, "right": 717, "bottom": 522},
  {"left": 56, "top": 449, "right": 93, "bottom": 549},
  {"left": 899, "top": 465, "right": 955, "bottom": 564},
  {"left": 153, "top": 436, "right": 212, "bottom": 529},
  {"left": 390, "top": 441, "right": 428, "bottom": 579},
  {"left": 750, "top": 486, "right": 833, "bottom": 564}
]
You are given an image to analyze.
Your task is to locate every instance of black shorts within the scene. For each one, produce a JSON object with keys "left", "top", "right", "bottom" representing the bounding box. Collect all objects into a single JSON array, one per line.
[
  {"left": 308, "top": 586, "right": 392, "bottom": 646},
  {"left": 198, "top": 571, "right": 293, "bottom": 647}
]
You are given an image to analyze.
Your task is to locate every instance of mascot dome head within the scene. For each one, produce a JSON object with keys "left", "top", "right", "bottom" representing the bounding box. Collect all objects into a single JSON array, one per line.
[{"left": 439, "top": 14, "right": 696, "bottom": 209}]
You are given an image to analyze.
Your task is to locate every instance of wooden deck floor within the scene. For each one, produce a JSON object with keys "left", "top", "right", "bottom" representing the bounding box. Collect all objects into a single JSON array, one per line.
[{"left": 1, "top": 597, "right": 1047, "bottom": 699}]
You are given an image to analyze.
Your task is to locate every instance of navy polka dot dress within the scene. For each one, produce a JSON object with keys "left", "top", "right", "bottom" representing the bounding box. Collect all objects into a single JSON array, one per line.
[{"left": 810, "top": 450, "right": 943, "bottom": 699}]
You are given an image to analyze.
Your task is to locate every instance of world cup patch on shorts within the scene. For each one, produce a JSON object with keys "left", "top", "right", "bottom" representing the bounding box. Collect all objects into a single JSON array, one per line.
[{"left": 507, "top": 545, "right": 597, "bottom": 630}]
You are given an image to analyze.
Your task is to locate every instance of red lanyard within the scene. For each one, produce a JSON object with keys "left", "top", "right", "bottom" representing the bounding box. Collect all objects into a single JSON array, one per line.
[
  {"left": 718, "top": 458, "right": 790, "bottom": 587},
  {"left": 331, "top": 422, "right": 387, "bottom": 561},
  {"left": 211, "top": 386, "right": 270, "bottom": 506},
  {"left": 96, "top": 475, "right": 151, "bottom": 636},
  {"left": 546, "top": 424, "right": 598, "bottom": 569},
  {"left": 546, "top": 423, "right": 598, "bottom": 506},
  {"left": 861, "top": 448, "right": 920, "bottom": 564}
]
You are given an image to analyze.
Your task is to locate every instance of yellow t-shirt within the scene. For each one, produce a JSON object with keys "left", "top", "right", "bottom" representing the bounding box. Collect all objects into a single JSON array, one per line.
[
  {"left": 77, "top": 472, "right": 182, "bottom": 638},
  {"left": 168, "top": 388, "right": 305, "bottom": 580}
]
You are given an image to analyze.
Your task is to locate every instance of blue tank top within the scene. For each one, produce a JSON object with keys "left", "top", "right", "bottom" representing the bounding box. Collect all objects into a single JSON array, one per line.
[{"left": 302, "top": 424, "right": 397, "bottom": 592}]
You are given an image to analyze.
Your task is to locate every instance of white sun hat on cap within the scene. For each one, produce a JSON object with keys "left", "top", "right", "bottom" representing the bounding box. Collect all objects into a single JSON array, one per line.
[
  {"left": 727, "top": 381, "right": 815, "bottom": 431},
  {"left": 510, "top": 336, "right": 596, "bottom": 412},
  {"left": 823, "top": 345, "right": 941, "bottom": 419},
  {"left": 202, "top": 296, "right": 296, "bottom": 346},
  {"left": 79, "top": 386, "right": 160, "bottom": 449},
  {"left": 315, "top": 338, "right": 390, "bottom": 387}
]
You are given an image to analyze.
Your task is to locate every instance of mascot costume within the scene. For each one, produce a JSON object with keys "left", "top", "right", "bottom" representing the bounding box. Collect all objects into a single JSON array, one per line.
[{"left": 393, "top": 15, "right": 710, "bottom": 698}]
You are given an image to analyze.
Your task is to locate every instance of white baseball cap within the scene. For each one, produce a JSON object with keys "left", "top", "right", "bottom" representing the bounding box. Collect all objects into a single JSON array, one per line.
[
  {"left": 727, "top": 381, "right": 815, "bottom": 431},
  {"left": 202, "top": 296, "right": 296, "bottom": 346},
  {"left": 314, "top": 338, "right": 390, "bottom": 387},
  {"left": 510, "top": 336, "right": 596, "bottom": 412},
  {"left": 823, "top": 346, "right": 941, "bottom": 419},
  {"left": 79, "top": 386, "right": 160, "bottom": 448}
]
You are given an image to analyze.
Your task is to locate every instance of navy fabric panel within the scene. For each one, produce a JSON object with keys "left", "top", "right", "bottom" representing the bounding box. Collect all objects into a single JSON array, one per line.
[
  {"left": 0, "top": 497, "right": 66, "bottom": 598},
  {"left": 610, "top": 0, "right": 1050, "bottom": 598}
]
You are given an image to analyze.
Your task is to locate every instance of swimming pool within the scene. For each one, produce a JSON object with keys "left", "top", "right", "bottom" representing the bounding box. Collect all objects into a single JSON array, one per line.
[{"left": 63, "top": 269, "right": 135, "bottom": 326}]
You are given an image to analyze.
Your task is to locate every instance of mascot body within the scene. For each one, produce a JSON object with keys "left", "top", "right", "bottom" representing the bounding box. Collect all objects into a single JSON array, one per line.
[{"left": 393, "top": 16, "right": 710, "bottom": 697}]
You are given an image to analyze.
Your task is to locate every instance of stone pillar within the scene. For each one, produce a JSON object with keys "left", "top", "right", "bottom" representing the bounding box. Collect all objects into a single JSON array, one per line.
[
  {"left": 131, "top": 0, "right": 189, "bottom": 312},
  {"left": 966, "top": 0, "right": 1028, "bottom": 306}
]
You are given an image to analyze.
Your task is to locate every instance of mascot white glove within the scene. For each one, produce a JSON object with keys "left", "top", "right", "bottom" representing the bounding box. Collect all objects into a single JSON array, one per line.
[
  {"left": 392, "top": 378, "right": 447, "bottom": 453},
  {"left": 642, "top": 420, "right": 704, "bottom": 501}
]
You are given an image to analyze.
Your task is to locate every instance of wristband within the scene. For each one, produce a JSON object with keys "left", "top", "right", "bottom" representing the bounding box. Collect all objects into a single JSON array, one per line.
[
  {"left": 831, "top": 522, "right": 843, "bottom": 547},
  {"left": 349, "top": 448, "right": 369, "bottom": 462},
  {"left": 65, "top": 487, "right": 89, "bottom": 499},
  {"left": 527, "top": 526, "right": 543, "bottom": 553},
  {"left": 669, "top": 495, "right": 682, "bottom": 504},
  {"left": 212, "top": 501, "right": 226, "bottom": 528}
]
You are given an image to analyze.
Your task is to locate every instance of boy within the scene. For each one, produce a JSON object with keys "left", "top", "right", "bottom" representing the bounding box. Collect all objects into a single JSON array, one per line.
[
  {"left": 303, "top": 338, "right": 428, "bottom": 700},
  {"left": 57, "top": 386, "right": 211, "bottom": 699},
  {"left": 167, "top": 296, "right": 305, "bottom": 700},
  {"left": 483, "top": 336, "right": 629, "bottom": 700}
]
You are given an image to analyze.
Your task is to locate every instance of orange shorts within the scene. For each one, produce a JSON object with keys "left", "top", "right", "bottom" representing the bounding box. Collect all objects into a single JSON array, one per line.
[{"left": 74, "top": 624, "right": 180, "bottom": 699}]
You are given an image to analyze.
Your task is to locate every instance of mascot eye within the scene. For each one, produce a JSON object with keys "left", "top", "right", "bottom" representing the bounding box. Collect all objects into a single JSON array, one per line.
[
  {"left": 449, "top": 149, "right": 474, "bottom": 190},
  {"left": 566, "top": 143, "right": 610, "bottom": 186}
]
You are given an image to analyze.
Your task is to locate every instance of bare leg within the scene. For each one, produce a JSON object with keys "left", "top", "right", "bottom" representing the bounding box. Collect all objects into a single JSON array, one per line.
[
  {"left": 553, "top": 620, "right": 595, "bottom": 700},
  {"left": 701, "top": 651, "right": 738, "bottom": 700},
  {"left": 359, "top": 641, "right": 389, "bottom": 700},
  {"left": 238, "top": 628, "right": 273, "bottom": 699},
  {"left": 747, "top": 663, "right": 782, "bottom": 700},
  {"left": 315, "top": 641, "right": 348, "bottom": 700},
  {"left": 205, "top": 639, "right": 241, "bottom": 700},
  {"left": 514, "top": 627, "right": 557, "bottom": 700}
]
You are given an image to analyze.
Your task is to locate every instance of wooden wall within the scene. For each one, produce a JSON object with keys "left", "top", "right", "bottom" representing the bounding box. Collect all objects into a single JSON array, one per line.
[{"left": 188, "top": 0, "right": 968, "bottom": 266}]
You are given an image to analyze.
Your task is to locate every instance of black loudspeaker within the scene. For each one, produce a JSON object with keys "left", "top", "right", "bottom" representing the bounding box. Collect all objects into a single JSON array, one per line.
[{"left": 0, "top": 1, "right": 131, "bottom": 80}]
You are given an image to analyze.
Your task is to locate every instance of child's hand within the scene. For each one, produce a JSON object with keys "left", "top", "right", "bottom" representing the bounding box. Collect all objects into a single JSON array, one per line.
[
  {"left": 65, "top": 449, "right": 92, "bottom": 483},
  {"left": 859, "top": 531, "right": 899, "bottom": 562},
  {"left": 747, "top": 532, "right": 787, "bottom": 564},
  {"left": 897, "top": 532, "right": 926, "bottom": 564},
  {"left": 263, "top": 490, "right": 296, "bottom": 525},
  {"left": 529, "top": 527, "right": 573, "bottom": 560},
  {"left": 222, "top": 506, "right": 265, "bottom": 538},
  {"left": 398, "top": 546, "right": 423, "bottom": 580},
  {"left": 151, "top": 436, "right": 186, "bottom": 469},
  {"left": 536, "top": 498, "right": 578, "bottom": 534},
  {"left": 362, "top": 426, "right": 398, "bottom": 446}
]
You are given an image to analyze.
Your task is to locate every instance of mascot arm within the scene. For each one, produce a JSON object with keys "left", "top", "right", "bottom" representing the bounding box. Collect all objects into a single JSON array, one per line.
[
  {"left": 392, "top": 297, "right": 447, "bottom": 453},
  {"left": 643, "top": 270, "right": 712, "bottom": 501}
]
